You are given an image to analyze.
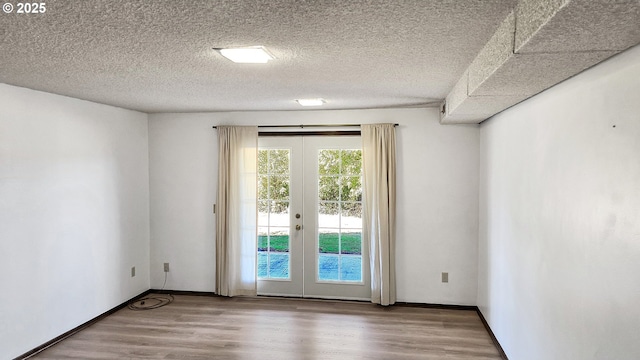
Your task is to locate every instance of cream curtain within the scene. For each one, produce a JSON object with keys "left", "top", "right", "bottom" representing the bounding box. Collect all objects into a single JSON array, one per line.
[
  {"left": 215, "top": 126, "right": 258, "bottom": 297},
  {"left": 362, "top": 123, "right": 397, "bottom": 306}
]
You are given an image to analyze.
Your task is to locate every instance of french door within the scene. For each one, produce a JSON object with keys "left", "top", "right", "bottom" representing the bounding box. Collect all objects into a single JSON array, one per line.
[{"left": 257, "top": 136, "right": 371, "bottom": 300}]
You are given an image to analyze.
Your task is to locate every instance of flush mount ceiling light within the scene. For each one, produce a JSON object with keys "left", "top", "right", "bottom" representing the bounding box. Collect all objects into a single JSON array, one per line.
[
  {"left": 215, "top": 46, "right": 274, "bottom": 64},
  {"left": 296, "top": 98, "right": 326, "bottom": 107}
]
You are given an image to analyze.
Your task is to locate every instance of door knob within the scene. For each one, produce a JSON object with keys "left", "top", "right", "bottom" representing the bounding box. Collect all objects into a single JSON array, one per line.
[{"left": 295, "top": 224, "right": 301, "bottom": 230}]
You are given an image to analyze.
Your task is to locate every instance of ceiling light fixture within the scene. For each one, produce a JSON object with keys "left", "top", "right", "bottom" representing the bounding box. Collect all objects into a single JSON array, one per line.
[
  {"left": 296, "top": 98, "right": 325, "bottom": 107},
  {"left": 216, "top": 46, "right": 274, "bottom": 64}
]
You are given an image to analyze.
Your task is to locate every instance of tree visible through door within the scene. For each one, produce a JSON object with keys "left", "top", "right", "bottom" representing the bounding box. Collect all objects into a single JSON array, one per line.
[
  {"left": 257, "top": 136, "right": 370, "bottom": 300},
  {"left": 257, "top": 149, "right": 291, "bottom": 280},
  {"left": 317, "top": 149, "right": 363, "bottom": 282}
]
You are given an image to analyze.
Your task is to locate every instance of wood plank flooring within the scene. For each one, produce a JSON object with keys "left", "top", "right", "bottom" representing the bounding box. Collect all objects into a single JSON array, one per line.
[{"left": 31, "top": 294, "right": 503, "bottom": 359}]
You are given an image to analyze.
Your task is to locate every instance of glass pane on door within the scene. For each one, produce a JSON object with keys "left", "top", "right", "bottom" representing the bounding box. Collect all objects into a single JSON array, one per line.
[
  {"left": 257, "top": 149, "right": 291, "bottom": 280},
  {"left": 317, "top": 149, "right": 363, "bottom": 283}
]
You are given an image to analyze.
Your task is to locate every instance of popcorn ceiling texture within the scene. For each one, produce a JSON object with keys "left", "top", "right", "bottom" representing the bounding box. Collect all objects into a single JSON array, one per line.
[
  {"left": 515, "top": 0, "right": 640, "bottom": 53},
  {"left": 0, "top": 0, "right": 516, "bottom": 113},
  {"left": 448, "top": 95, "right": 527, "bottom": 119},
  {"left": 2, "top": 0, "right": 638, "bottom": 119},
  {"left": 441, "top": 0, "right": 640, "bottom": 124},
  {"left": 446, "top": 70, "right": 470, "bottom": 116},
  {"left": 468, "top": 12, "right": 517, "bottom": 95},
  {"left": 514, "top": 0, "right": 569, "bottom": 52},
  {"left": 470, "top": 51, "right": 616, "bottom": 96}
]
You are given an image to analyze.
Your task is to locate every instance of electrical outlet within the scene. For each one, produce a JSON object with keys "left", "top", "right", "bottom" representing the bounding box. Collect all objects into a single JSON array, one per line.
[
  {"left": 131, "top": 266, "right": 136, "bottom": 277},
  {"left": 442, "top": 272, "right": 449, "bottom": 283},
  {"left": 164, "top": 263, "right": 170, "bottom": 272}
]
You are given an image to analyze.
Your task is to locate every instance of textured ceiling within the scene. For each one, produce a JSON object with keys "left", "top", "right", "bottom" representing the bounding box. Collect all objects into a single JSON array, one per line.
[
  {"left": 0, "top": 0, "right": 517, "bottom": 113},
  {"left": 441, "top": 0, "right": 640, "bottom": 124}
]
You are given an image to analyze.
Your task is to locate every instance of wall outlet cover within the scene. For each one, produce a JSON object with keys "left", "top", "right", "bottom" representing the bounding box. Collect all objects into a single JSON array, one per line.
[
  {"left": 164, "top": 263, "right": 170, "bottom": 272},
  {"left": 131, "top": 266, "right": 136, "bottom": 277},
  {"left": 442, "top": 272, "right": 449, "bottom": 283}
]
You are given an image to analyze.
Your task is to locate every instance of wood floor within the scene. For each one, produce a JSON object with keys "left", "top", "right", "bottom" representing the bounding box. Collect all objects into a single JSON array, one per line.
[{"left": 31, "top": 294, "right": 503, "bottom": 359}]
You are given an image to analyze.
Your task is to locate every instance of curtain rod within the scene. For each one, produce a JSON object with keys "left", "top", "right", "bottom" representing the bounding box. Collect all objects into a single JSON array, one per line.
[{"left": 211, "top": 124, "right": 399, "bottom": 129}]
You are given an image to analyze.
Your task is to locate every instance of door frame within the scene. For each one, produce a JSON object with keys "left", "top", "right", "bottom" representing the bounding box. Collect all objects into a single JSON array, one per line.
[
  {"left": 256, "top": 137, "right": 304, "bottom": 296},
  {"left": 256, "top": 135, "right": 371, "bottom": 301},
  {"left": 302, "top": 136, "right": 371, "bottom": 301}
]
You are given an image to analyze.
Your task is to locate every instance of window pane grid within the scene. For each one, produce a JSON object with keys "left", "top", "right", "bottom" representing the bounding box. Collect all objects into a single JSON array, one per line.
[
  {"left": 258, "top": 149, "right": 291, "bottom": 280},
  {"left": 317, "top": 149, "right": 363, "bottom": 283}
]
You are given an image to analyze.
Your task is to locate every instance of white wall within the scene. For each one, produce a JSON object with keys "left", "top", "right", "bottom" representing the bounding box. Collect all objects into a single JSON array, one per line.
[
  {"left": 149, "top": 108, "right": 480, "bottom": 304},
  {"left": 478, "top": 44, "right": 640, "bottom": 360},
  {"left": 0, "top": 84, "right": 150, "bottom": 359}
]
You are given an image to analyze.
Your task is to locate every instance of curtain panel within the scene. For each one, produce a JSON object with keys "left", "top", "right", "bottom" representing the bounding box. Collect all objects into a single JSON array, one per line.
[
  {"left": 215, "top": 126, "right": 259, "bottom": 297},
  {"left": 361, "top": 123, "right": 397, "bottom": 306}
]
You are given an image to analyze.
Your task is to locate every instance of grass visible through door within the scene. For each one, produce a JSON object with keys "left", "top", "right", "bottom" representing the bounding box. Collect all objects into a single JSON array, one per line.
[{"left": 258, "top": 232, "right": 362, "bottom": 282}]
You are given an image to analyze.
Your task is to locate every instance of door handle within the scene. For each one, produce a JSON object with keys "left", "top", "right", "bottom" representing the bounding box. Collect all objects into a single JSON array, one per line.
[{"left": 295, "top": 224, "right": 302, "bottom": 231}]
